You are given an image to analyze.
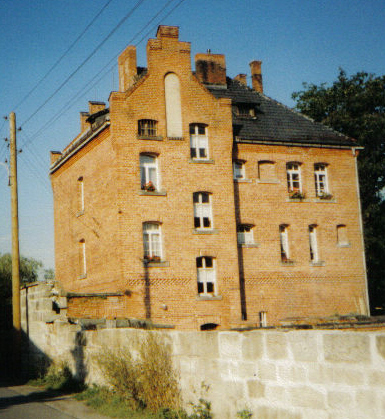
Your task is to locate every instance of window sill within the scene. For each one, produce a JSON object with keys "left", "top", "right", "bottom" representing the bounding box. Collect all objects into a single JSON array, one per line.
[
  {"left": 139, "top": 190, "right": 167, "bottom": 196},
  {"left": 142, "top": 260, "right": 170, "bottom": 267},
  {"left": 137, "top": 135, "right": 163, "bottom": 141},
  {"left": 338, "top": 243, "right": 351, "bottom": 248},
  {"left": 310, "top": 261, "right": 325, "bottom": 267},
  {"left": 234, "top": 178, "right": 252, "bottom": 183},
  {"left": 286, "top": 198, "right": 310, "bottom": 203},
  {"left": 238, "top": 243, "right": 260, "bottom": 248},
  {"left": 193, "top": 228, "right": 219, "bottom": 235},
  {"left": 314, "top": 198, "right": 337, "bottom": 203},
  {"left": 78, "top": 274, "right": 87, "bottom": 280},
  {"left": 167, "top": 136, "right": 184, "bottom": 141},
  {"left": 256, "top": 179, "right": 280, "bottom": 184},
  {"left": 76, "top": 210, "right": 84, "bottom": 217},
  {"left": 196, "top": 295, "right": 222, "bottom": 301},
  {"left": 189, "top": 159, "right": 215, "bottom": 164},
  {"left": 281, "top": 260, "right": 295, "bottom": 266}
]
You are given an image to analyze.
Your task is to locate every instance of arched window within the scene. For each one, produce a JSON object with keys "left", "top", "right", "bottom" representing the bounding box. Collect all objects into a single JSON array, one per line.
[
  {"left": 164, "top": 73, "right": 182, "bottom": 138},
  {"left": 77, "top": 176, "right": 84, "bottom": 213},
  {"left": 279, "top": 224, "right": 290, "bottom": 262},
  {"left": 196, "top": 256, "right": 216, "bottom": 296},
  {"left": 79, "top": 239, "right": 86, "bottom": 278},
  {"left": 309, "top": 224, "right": 319, "bottom": 262},
  {"left": 190, "top": 123, "right": 208, "bottom": 160},
  {"left": 193, "top": 192, "right": 212, "bottom": 229},
  {"left": 143, "top": 222, "right": 162, "bottom": 262},
  {"left": 140, "top": 154, "right": 158, "bottom": 191}
]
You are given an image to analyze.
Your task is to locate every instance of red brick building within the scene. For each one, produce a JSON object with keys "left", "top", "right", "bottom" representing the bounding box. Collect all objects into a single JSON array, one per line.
[{"left": 50, "top": 26, "right": 369, "bottom": 330}]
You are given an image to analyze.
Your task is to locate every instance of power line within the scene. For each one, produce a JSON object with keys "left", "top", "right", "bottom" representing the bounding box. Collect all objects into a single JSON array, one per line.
[
  {"left": 22, "top": 0, "right": 188, "bottom": 147},
  {"left": 20, "top": 0, "right": 148, "bottom": 128},
  {"left": 12, "top": 0, "right": 115, "bottom": 113}
]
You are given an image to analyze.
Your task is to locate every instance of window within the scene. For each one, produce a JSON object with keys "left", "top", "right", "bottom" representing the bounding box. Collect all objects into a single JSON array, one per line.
[
  {"left": 196, "top": 256, "right": 216, "bottom": 296},
  {"left": 140, "top": 154, "right": 158, "bottom": 191},
  {"left": 190, "top": 123, "right": 208, "bottom": 160},
  {"left": 79, "top": 239, "right": 86, "bottom": 278},
  {"left": 233, "top": 161, "right": 245, "bottom": 180},
  {"left": 337, "top": 224, "right": 349, "bottom": 246},
  {"left": 77, "top": 176, "right": 84, "bottom": 213},
  {"left": 258, "top": 160, "right": 276, "bottom": 182},
  {"left": 138, "top": 119, "right": 157, "bottom": 137},
  {"left": 309, "top": 225, "right": 319, "bottom": 262},
  {"left": 235, "top": 105, "right": 255, "bottom": 118},
  {"left": 237, "top": 224, "right": 254, "bottom": 244},
  {"left": 279, "top": 224, "right": 290, "bottom": 262},
  {"left": 259, "top": 311, "right": 267, "bottom": 327},
  {"left": 143, "top": 222, "right": 162, "bottom": 261},
  {"left": 193, "top": 192, "right": 212, "bottom": 229},
  {"left": 286, "top": 162, "right": 302, "bottom": 192},
  {"left": 314, "top": 163, "right": 329, "bottom": 196}
]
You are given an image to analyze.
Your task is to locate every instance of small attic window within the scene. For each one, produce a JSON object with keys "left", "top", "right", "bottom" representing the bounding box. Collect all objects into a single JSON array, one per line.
[{"left": 235, "top": 105, "right": 255, "bottom": 118}]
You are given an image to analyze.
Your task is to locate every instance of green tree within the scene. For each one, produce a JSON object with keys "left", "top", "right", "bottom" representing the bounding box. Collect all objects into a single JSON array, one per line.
[
  {"left": 0, "top": 252, "right": 43, "bottom": 301},
  {"left": 292, "top": 70, "right": 385, "bottom": 314}
]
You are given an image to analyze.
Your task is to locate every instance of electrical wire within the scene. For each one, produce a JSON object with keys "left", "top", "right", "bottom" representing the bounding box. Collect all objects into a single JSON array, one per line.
[
  {"left": 20, "top": 0, "right": 148, "bottom": 129},
  {"left": 22, "top": 0, "right": 188, "bottom": 147},
  {"left": 12, "top": 0, "right": 115, "bottom": 113}
]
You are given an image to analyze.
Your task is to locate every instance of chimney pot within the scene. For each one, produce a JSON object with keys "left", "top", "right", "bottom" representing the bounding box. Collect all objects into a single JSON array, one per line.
[
  {"left": 234, "top": 74, "right": 247, "bottom": 86},
  {"left": 250, "top": 60, "right": 263, "bottom": 93}
]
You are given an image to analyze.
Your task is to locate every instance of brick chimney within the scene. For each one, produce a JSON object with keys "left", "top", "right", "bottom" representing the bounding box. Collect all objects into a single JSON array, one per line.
[
  {"left": 88, "top": 101, "right": 105, "bottom": 115},
  {"left": 195, "top": 52, "right": 226, "bottom": 85},
  {"left": 80, "top": 112, "right": 90, "bottom": 132},
  {"left": 234, "top": 73, "right": 247, "bottom": 86},
  {"left": 118, "top": 45, "right": 137, "bottom": 92},
  {"left": 250, "top": 60, "right": 263, "bottom": 93},
  {"left": 156, "top": 25, "right": 179, "bottom": 39}
]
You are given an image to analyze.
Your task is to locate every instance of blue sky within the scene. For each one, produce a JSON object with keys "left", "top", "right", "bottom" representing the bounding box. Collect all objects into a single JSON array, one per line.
[{"left": 0, "top": 0, "right": 384, "bottom": 269}]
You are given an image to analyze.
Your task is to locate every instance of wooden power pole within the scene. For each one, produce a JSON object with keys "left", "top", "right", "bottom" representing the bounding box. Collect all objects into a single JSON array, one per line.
[{"left": 9, "top": 111, "right": 21, "bottom": 335}]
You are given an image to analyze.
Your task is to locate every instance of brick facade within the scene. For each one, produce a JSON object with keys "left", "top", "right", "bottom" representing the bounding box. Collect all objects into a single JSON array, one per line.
[{"left": 50, "top": 26, "right": 369, "bottom": 330}]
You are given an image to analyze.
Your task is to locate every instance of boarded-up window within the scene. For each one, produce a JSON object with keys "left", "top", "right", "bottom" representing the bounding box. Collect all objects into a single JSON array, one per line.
[
  {"left": 258, "top": 160, "right": 276, "bottom": 181},
  {"left": 337, "top": 224, "right": 349, "bottom": 246},
  {"left": 165, "top": 73, "right": 182, "bottom": 138}
]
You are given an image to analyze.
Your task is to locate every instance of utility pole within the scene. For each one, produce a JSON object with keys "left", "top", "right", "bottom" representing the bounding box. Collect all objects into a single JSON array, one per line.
[{"left": 9, "top": 111, "right": 21, "bottom": 372}]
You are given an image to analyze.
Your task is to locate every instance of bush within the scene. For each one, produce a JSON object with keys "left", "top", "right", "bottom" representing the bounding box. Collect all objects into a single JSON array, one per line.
[{"left": 97, "top": 333, "right": 181, "bottom": 413}]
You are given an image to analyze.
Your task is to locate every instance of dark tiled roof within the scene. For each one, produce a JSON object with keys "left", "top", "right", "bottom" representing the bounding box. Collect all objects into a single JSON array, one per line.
[{"left": 207, "top": 79, "right": 356, "bottom": 147}]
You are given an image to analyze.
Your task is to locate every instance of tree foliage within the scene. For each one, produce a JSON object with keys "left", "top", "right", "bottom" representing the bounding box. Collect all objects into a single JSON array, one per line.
[
  {"left": 0, "top": 252, "right": 43, "bottom": 301},
  {"left": 292, "top": 70, "right": 385, "bottom": 313}
]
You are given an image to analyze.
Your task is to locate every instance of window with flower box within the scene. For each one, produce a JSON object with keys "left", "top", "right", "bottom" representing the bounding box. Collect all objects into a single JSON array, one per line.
[
  {"left": 143, "top": 222, "right": 162, "bottom": 262},
  {"left": 140, "top": 154, "right": 158, "bottom": 192},
  {"left": 286, "top": 162, "right": 302, "bottom": 193}
]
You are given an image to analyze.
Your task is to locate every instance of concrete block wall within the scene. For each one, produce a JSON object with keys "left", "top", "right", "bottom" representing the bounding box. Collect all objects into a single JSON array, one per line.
[{"left": 21, "top": 285, "right": 385, "bottom": 419}]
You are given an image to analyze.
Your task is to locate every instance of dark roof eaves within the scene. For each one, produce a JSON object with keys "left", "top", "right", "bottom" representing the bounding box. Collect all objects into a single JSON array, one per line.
[{"left": 235, "top": 137, "right": 361, "bottom": 149}]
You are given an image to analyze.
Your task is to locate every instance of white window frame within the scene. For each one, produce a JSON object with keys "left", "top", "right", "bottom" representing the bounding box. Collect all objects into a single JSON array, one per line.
[
  {"left": 314, "top": 163, "right": 329, "bottom": 196},
  {"left": 237, "top": 224, "right": 254, "bottom": 244},
  {"left": 279, "top": 224, "right": 290, "bottom": 262},
  {"left": 140, "top": 154, "right": 159, "bottom": 191},
  {"left": 190, "top": 124, "right": 209, "bottom": 160},
  {"left": 196, "top": 256, "right": 217, "bottom": 296},
  {"left": 193, "top": 192, "right": 213, "bottom": 229},
  {"left": 286, "top": 162, "right": 302, "bottom": 192},
  {"left": 233, "top": 161, "right": 245, "bottom": 180},
  {"left": 309, "top": 225, "right": 319, "bottom": 262},
  {"left": 143, "top": 222, "right": 162, "bottom": 261}
]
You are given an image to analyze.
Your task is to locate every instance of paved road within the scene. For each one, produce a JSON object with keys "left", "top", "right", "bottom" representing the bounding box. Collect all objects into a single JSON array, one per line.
[{"left": 0, "top": 384, "right": 110, "bottom": 419}]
